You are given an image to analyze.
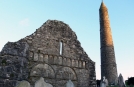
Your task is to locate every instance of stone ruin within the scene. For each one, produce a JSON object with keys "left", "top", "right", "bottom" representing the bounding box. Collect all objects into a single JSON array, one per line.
[
  {"left": 118, "top": 74, "right": 125, "bottom": 87},
  {"left": 0, "top": 20, "right": 96, "bottom": 87}
]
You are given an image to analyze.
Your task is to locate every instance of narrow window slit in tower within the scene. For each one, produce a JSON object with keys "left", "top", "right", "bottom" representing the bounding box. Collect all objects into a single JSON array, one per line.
[{"left": 60, "top": 41, "right": 63, "bottom": 55}]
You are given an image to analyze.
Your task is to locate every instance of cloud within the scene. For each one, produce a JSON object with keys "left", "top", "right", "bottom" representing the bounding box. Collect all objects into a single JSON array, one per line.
[{"left": 19, "top": 18, "right": 30, "bottom": 26}]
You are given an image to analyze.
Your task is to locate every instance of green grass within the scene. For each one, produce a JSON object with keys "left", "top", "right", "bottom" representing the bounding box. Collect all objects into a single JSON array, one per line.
[{"left": 126, "top": 85, "right": 134, "bottom": 87}]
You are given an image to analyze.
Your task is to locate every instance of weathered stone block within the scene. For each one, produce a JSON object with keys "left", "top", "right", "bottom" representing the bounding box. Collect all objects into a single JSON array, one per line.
[
  {"left": 48, "top": 55, "right": 53, "bottom": 64},
  {"left": 34, "top": 53, "right": 38, "bottom": 61},
  {"left": 29, "top": 51, "right": 33, "bottom": 58},
  {"left": 39, "top": 53, "right": 43, "bottom": 62},
  {"left": 72, "top": 59, "right": 75, "bottom": 67},
  {"left": 78, "top": 61, "right": 82, "bottom": 68},
  {"left": 75, "top": 60, "right": 78, "bottom": 67},
  {"left": 54, "top": 56, "right": 58, "bottom": 64},
  {"left": 66, "top": 80, "right": 74, "bottom": 87},
  {"left": 67, "top": 58, "right": 71, "bottom": 66},
  {"left": 35, "top": 77, "right": 53, "bottom": 87},
  {"left": 83, "top": 61, "right": 86, "bottom": 68},
  {"left": 63, "top": 58, "right": 67, "bottom": 66},
  {"left": 15, "top": 80, "right": 30, "bottom": 87},
  {"left": 58, "top": 56, "right": 62, "bottom": 65},
  {"left": 44, "top": 54, "right": 48, "bottom": 63}
]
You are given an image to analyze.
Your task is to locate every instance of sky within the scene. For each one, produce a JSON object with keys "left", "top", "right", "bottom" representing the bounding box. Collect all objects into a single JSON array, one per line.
[{"left": 0, "top": 0, "right": 134, "bottom": 81}]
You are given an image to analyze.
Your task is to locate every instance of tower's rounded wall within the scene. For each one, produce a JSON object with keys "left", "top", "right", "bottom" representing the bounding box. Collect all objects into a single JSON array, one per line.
[{"left": 99, "top": 2, "right": 118, "bottom": 85}]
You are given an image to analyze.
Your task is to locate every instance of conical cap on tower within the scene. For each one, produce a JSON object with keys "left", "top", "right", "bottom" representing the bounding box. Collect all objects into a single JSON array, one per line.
[{"left": 99, "top": 1, "right": 113, "bottom": 47}]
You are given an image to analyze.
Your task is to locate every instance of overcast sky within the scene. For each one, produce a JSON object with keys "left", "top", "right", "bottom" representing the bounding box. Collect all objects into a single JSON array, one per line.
[{"left": 0, "top": 0, "right": 134, "bottom": 80}]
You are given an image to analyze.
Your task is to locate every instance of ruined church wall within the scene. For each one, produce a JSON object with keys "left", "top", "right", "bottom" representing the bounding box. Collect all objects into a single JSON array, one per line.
[
  {"left": 0, "top": 20, "right": 96, "bottom": 87},
  {"left": 0, "top": 42, "right": 29, "bottom": 87}
]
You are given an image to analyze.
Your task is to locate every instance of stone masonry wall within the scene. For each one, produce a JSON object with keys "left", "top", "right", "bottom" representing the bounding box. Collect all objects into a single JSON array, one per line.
[
  {"left": 0, "top": 42, "right": 29, "bottom": 87},
  {"left": 0, "top": 20, "right": 96, "bottom": 87}
]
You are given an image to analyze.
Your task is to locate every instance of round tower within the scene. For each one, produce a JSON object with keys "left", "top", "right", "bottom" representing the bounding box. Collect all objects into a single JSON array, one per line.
[{"left": 99, "top": 1, "right": 118, "bottom": 85}]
